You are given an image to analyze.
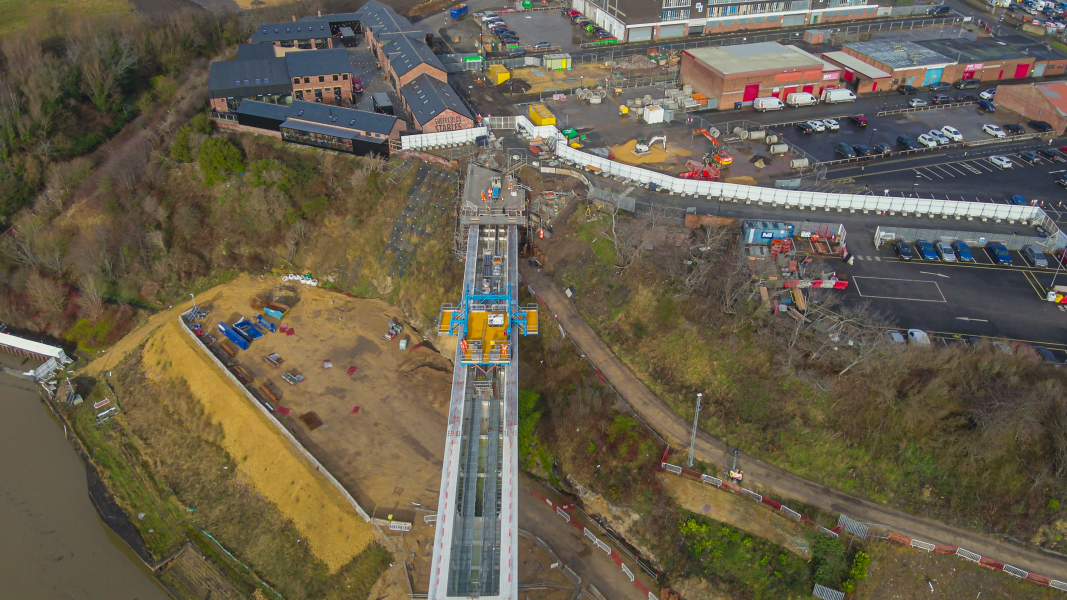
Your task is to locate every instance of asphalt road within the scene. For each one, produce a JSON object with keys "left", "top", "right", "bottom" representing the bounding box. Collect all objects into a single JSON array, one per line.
[{"left": 519, "top": 266, "right": 1067, "bottom": 581}]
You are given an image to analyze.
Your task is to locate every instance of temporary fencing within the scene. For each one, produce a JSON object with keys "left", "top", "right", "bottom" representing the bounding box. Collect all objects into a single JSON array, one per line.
[{"left": 529, "top": 488, "right": 661, "bottom": 600}]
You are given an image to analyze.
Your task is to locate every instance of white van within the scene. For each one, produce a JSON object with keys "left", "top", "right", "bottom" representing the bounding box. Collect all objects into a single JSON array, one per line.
[
  {"left": 821, "top": 88, "right": 857, "bottom": 104},
  {"left": 785, "top": 92, "right": 818, "bottom": 107},
  {"left": 753, "top": 97, "right": 785, "bottom": 112}
]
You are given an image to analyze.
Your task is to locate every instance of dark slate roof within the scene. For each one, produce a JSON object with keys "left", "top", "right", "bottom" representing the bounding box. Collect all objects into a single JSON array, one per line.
[
  {"left": 285, "top": 48, "right": 353, "bottom": 78},
  {"left": 302, "top": 11, "right": 362, "bottom": 24},
  {"left": 612, "top": 0, "right": 662, "bottom": 27},
  {"left": 209, "top": 58, "right": 291, "bottom": 98},
  {"left": 401, "top": 74, "right": 472, "bottom": 126},
  {"left": 281, "top": 119, "right": 386, "bottom": 143},
  {"left": 382, "top": 33, "right": 444, "bottom": 78},
  {"left": 357, "top": 0, "right": 421, "bottom": 36},
  {"left": 252, "top": 20, "right": 332, "bottom": 43},
  {"left": 286, "top": 100, "right": 397, "bottom": 134},
  {"left": 917, "top": 35, "right": 1067, "bottom": 65},
  {"left": 236, "top": 100, "right": 291, "bottom": 120},
  {"left": 236, "top": 43, "right": 277, "bottom": 61}
]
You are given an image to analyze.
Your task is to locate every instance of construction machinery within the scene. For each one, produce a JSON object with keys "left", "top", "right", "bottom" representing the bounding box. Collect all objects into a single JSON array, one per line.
[
  {"left": 679, "top": 166, "right": 720, "bottom": 181},
  {"left": 728, "top": 448, "right": 743, "bottom": 484},
  {"left": 633, "top": 135, "right": 666, "bottom": 155},
  {"left": 695, "top": 128, "right": 733, "bottom": 166}
]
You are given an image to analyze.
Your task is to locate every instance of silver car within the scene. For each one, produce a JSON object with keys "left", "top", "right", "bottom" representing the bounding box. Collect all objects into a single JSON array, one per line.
[
  {"left": 1023, "top": 245, "right": 1049, "bottom": 268},
  {"left": 935, "top": 241, "right": 957, "bottom": 262}
]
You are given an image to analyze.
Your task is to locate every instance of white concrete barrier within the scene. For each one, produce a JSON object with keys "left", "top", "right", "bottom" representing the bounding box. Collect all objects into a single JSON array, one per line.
[{"left": 400, "top": 127, "right": 487, "bottom": 150}]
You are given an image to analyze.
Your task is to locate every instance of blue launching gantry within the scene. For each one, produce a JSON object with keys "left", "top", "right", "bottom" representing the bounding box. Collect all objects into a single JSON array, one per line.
[{"left": 438, "top": 283, "right": 538, "bottom": 365}]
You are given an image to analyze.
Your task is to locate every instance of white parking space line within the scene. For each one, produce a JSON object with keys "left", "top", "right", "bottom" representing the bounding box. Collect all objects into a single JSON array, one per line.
[
  {"left": 866, "top": 256, "right": 873, "bottom": 261},
  {"left": 931, "top": 165, "right": 957, "bottom": 178},
  {"left": 875, "top": 257, "right": 881, "bottom": 261},
  {"left": 852, "top": 277, "right": 947, "bottom": 303},
  {"left": 959, "top": 162, "right": 982, "bottom": 174},
  {"left": 922, "top": 168, "right": 944, "bottom": 179}
]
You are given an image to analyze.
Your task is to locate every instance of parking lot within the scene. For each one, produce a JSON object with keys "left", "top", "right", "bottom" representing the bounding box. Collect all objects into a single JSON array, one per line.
[
  {"left": 494, "top": 10, "right": 581, "bottom": 51},
  {"left": 836, "top": 233, "right": 1067, "bottom": 356}
]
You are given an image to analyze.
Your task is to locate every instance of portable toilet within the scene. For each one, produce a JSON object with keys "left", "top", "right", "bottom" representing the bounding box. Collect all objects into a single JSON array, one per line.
[
  {"left": 489, "top": 64, "right": 510, "bottom": 85},
  {"left": 528, "top": 103, "right": 556, "bottom": 126},
  {"left": 542, "top": 53, "right": 572, "bottom": 71}
]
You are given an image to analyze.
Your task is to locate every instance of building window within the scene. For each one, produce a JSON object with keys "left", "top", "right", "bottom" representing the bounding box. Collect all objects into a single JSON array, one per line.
[
  {"left": 293, "top": 77, "right": 300, "bottom": 84},
  {"left": 663, "top": 0, "right": 691, "bottom": 7},
  {"left": 296, "top": 90, "right": 304, "bottom": 100},
  {"left": 234, "top": 80, "right": 240, "bottom": 86},
  {"left": 319, "top": 75, "right": 325, "bottom": 82},
  {"left": 342, "top": 73, "right": 349, "bottom": 80},
  {"left": 334, "top": 87, "right": 342, "bottom": 98},
  {"left": 333, "top": 74, "right": 339, "bottom": 81},
  {"left": 264, "top": 78, "right": 270, "bottom": 83},
  {"left": 255, "top": 78, "right": 261, "bottom": 84},
  {"left": 244, "top": 80, "right": 249, "bottom": 85},
  {"left": 304, "top": 77, "right": 310, "bottom": 84}
]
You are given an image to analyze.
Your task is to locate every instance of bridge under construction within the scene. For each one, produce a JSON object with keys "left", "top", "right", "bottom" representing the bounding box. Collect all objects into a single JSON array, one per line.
[{"left": 429, "top": 163, "right": 536, "bottom": 600}]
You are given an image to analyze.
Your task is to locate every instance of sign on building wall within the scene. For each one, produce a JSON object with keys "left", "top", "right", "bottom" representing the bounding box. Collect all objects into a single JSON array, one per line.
[
  {"left": 964, "top": 63, "right": 984, "bottom": 71},
  {"left": 823, "top": 72, "right": 839, "bottom": 80},
  {"left": 433, "top": 115, "right": 470, "bottom": 132}
]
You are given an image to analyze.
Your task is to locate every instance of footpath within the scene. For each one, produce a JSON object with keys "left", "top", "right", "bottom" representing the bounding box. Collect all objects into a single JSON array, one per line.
[{"left": 519, "top": 266, "right": 1067, "bottom": 581}]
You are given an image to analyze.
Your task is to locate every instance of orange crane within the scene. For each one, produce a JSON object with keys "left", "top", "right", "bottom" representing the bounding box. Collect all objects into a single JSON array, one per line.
[{"left": 694, "top": 128, "right": 733, "bottom": 166}]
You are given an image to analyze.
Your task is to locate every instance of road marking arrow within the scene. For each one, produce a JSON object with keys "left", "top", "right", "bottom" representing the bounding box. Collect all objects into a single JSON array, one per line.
[
  {"left": 955, "top": 317, "right": 989, "bottom": 322},
  {"left": 919, "top": 271, "right": 950, "bottom": 278},
  {"left": 1051, "top": 169, "right": 1067, "bottom": 174}
]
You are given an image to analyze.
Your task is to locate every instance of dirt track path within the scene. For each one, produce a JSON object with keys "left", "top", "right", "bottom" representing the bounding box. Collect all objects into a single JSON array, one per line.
[{"left": 519, "top": 267, "right": 1067, "bottom": 581}]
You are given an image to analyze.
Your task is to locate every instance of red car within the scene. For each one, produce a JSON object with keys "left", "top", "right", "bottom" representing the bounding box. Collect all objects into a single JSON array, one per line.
[
  {"left": 564, "top": 9, "right": 580, "bottom": 15},
  {"left": 352, "top": 76, "right": 363, "bottom": 93}
]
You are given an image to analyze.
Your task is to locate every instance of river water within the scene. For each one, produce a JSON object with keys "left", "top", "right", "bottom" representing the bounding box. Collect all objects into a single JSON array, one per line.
[{"left": 0, "top": 371, "right": 170, "bottom": 600}]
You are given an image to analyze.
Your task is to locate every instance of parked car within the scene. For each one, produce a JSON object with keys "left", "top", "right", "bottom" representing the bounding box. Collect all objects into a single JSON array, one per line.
[
  {"left": 928, "top": 129, "right": 951, "bottom": 145},
  {"left": 989, "top": 155, "right": 1013, "bottom": 168},
  {"left": 952, "top": 240, "right": 975, "bottom": 262},
  {"left": 1020, "top": 150, "right": 1041, "bottom": 164},
  {"left": 806, "top": 119, "right": 826, "bottom": 132},
  {"left": 1040, "top": 148, "right": 1065, "bottom": 161},
  {"left": 929, "top": 5, "right": 952, "bottom": 15},
  {"left": 915, "top": 239, "right": 939, "bottom": 260},
  {"left": 908, "top": 329, "right": 932, "bottom": 346},
  {"left": 895, "top": 241, "right": 914, "bottom": 260},
  {"left": 957, "top": 79, "right": 980, "bottom": 89},
  {"left": 932, "top": 94, "right": 952, "bottom": 105},
  {"left": 886, "top": 330, "right": 906, "bottom": 344},
  {"left": 1009, "top": 194, "right": 1026, "bottom": 205},
  {"left": 351, "top": 76, "right": 363, "bottom": 93},
  {"left": 909, "top": 98, "right": 928, "bottom": 108},
  {"left": 941, "top": 125, "right": 963, "bottom": 141},
  {"left": 873, "top": 143, "right": 892, "bottom": 155},
  {"left": 506, "top": 49, "right": 525, "bottom": 58},
  {"left": 897, "top": 135, "right": 918, "bottom": 149},
  {"left": 532, "top": 41, "right": 551, "bottom": 49},
  {"left": 916, "top": 134, "right": 938, "bottom": 148},
  {"left": 983, "top": 124, "right": 1006, "bottom": 138},
  {"left": 1059, "top": 173, "right": 1067, "bottom": 187},
  {"left": 1004, "top": 123, "right": 1026, "bottom": 134},
  {"left": 980, "top": 87, "right": 997, "bottom": 100},
  {"left": 977, "top": 99, "right": 996, "bottom": 112},
  {"left": 992, "top": 340, "right": 1014, "bottom": 355},
  {"left": 835, "top": 142, "right": 857, "bottom": 158},
  {"left": 796, "top": 122, "right": 815, "bottom": 134},
  {"left": 822, "top": 118, "right": 840, "bottom": 131},
  {"left": 1029, "top": 119, "right": 1055, "bottom": 132},
  {"left": 851, "top": 144, "right": 871, "bottom": 156},
  {"left": 850, "top": 114, "right": 868, "bottom": 127},
  {"left": 986, "top": 241, "right": 1013, "bottom": 265},
  {"left": 935, "top": 241, "right": 957, "bottom": 261},
  {"left": 928, "top": 81, "right": 953, "bottom": 91},
  {"left": 1023, "top": 245, "right": 1049, "bottom": 267},
  {"left": 898, "top": 85, "right": 919, "bottom": 95},
  {"left": 956, "top": 93, "right": 979, "bottom": 102}
]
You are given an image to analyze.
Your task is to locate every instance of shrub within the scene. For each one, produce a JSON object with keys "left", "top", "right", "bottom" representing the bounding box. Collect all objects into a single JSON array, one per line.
[
  {"left": 190, "top": 113, "right": 213, "bottom": 135},
  {"left": 171, "top": 126, "right": 192, "bottom": 163},
  {"left": 811, "top": 536, "right": 851, "bottom": 588},
  {"left": 197, "top": 138, "right": 244, "bottom": 186}
]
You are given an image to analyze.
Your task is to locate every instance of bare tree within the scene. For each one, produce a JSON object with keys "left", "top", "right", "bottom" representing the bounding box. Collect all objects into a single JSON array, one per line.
[
  {"left": 26, "top": 270, "right": 66, "bottom": 323},
  {"left": 70, "top": 33, "right": 137, "bottom": 111},
  {"left": 79, "top": 273, "right": 105, "bottom": 320}
]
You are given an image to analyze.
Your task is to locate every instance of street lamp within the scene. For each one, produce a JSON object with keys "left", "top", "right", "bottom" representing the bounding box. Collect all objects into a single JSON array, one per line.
[{"left": 867, "top": 127, "right": 877, "bottom": 147}]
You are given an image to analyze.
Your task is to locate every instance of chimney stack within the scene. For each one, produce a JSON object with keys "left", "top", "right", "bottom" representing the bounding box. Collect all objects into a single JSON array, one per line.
[
  {"left": 291, "top": 14, "right": 296, "bottom": 21},
  {"left": 317, "top": 10, "right": 322, "bottom": 17}
]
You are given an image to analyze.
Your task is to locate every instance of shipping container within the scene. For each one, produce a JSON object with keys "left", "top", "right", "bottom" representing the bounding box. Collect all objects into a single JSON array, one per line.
[
  {"left": 542, "top": 53, "right": 572, "bottom": 70},
  {"left": 449, "top": 3, "right": 468, "bottom": 18},
  {"left": 529, "top": 103, "right": 556, "bottom": 126},
  {"left": 743, "top": 221, "right": 794, "bottom": 244},
  {"left": 489, "top": 64, "right": 511, "bottom": 85}
]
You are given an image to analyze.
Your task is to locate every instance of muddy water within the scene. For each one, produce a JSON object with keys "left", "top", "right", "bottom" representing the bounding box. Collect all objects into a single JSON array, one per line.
[{"left": 0, "top": 372, "right": 169, "bottom": 600}]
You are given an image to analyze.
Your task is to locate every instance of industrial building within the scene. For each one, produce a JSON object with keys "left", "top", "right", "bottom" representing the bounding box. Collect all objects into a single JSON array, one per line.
[
  {"left": 680, "top": 42, "right": 841, "bottom": 108},
  {"left": 916, "top": 35, "right": 1067, "bottom": 83},
  {"left": 208, "top": 56, "right": 292, "bottom": 112},
  {"left": 400, "top": 74, "right": 475, "bottom": 133},
  {"left": 224, "top": 100, "right": 404, "bottom": 155},
  {"left": 821, "top": 50, "right": 892, "bottom": 93},
  {"left": 568, "top": 0, "right": 876, "bottom": 43},
  {"left": 995, "top": 81, "right": 1067, "bottom": 134},
  {"left": 839, "top": 41, "right": 955, "bottom": 90},
  {"left": 286, "top": 49, "right": 358, "bottom": 104}
]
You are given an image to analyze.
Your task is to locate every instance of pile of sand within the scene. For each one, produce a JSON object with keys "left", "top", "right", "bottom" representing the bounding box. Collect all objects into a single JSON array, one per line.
[{"left": 610, "top": 139, "right": 692, "bottom": 166}]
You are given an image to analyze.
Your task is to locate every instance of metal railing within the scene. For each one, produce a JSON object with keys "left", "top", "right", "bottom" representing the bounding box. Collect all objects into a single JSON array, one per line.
[
  {"left": 873, "top": 225, "right": 1054, "bottom": 251},
  {"left": 877, "top": 100, "right": 976, "bottom": 116}
]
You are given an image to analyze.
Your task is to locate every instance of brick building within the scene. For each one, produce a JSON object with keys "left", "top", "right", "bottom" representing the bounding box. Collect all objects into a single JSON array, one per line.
[
  {"left": 401, "top": 74, "right": 475, "bottom": 133},
  {"left": 995, "top": 82, "right": 1067, "bottom": 134},
  {"left": 680, "top": 42, "right": 840, "bottom": 109},
  {"left": 208, "top": 57, "right": 291, "bottom": 112},
  {"left": 222, "top": 100, "right": 404, "bottom": 155},
  {"left": 569, "top": 0, "right": 876, "bottom": 42},
  {"left": 840, "top": 41, "right": 955, "bottom": 90},
  {"left": 917, "top": 35, "right": 1067, "bottom": 84},
  {"left": 821, "top": 50, "right": 891, "bottom": 94},
  {"left": 286, "top": 49, "right": 355, "bottom": 104}
]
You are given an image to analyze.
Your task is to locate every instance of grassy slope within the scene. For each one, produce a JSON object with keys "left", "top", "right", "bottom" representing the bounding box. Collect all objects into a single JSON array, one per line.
[{"left": 0, "top": 0, "right": 128, "bottom": 36}]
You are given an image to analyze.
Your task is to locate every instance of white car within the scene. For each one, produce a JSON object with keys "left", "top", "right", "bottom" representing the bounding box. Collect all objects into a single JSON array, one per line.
[
  {"left": 916, "top": 134, "right": 938, "bottom": 148},
  {"left": 935, "top": 241, "right": 957, "bottom": 262},
  {"left": 886, "top": 330, "right": 906, "bottom": 344},
  {"left": 989, "top": 155, "right": 1013, "bottom": 169},
  {"left": 980, "top": 88, "right": 997, "bottom": 100},
  {"left": 909, "top": 98, "right": 928, "bottom": 108},
  {"left": 822, "top": 118, "right": 840, "bottom": 131},
  {"left": 806, "top": 119, "right": 825, "bottom": 132},
  {"left": 908, "top": 329, "right": 931, "bottom": 346},
  {"left": 941, "top": 125, "right": 963, "bottom": 141},
  {"left": 927, "top": 129, "right": 951, "bottom": 145},
  {"left": 983, "top": 124, "right": 1006, "bottom": 138}
]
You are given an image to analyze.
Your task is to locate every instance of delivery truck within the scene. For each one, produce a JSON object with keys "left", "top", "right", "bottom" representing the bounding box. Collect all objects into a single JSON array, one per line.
[
  {"left": 785, "top": 92, "right": 818, "bottom": 107},
  {"left": 753, "top": 97, "right": 785, "bottom": 112},
  {"left": 821, "top": 88, "right": 857, "bottom": 104}
]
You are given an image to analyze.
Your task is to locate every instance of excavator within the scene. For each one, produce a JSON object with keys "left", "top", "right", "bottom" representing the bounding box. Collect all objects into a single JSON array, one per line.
[
  {"left": 694, "top": 128, "right": 733, "bottom": 167},
  {"left": 633, "top": 135, "right": 666, "bottom": 155}
]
